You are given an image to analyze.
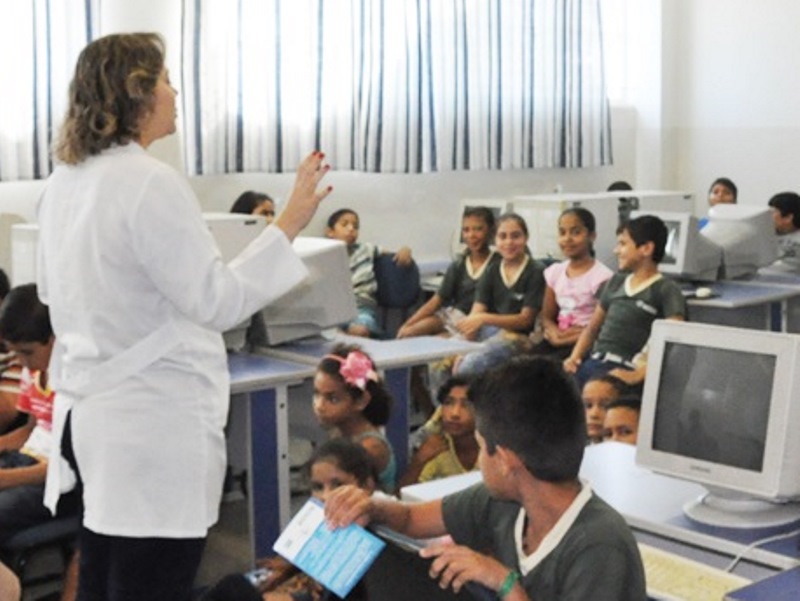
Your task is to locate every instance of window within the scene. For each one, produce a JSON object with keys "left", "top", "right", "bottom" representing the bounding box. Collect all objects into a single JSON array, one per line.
[{"left": 182, "top": 0, "right": 612, "bottom": 175}]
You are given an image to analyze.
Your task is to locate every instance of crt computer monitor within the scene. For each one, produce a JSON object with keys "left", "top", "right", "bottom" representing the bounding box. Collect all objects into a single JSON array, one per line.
[
  {"left": 700, "top": 205, "right": 778, "bottom": 279},
  {"left": 636, "top": 320, "right": 800, "bottom": 529},
  {"left": 629, "top": 210, "right": 722, "bottom": 281},
  {"left": 249, "top": 236, "right": 357, "bottom": 346}
]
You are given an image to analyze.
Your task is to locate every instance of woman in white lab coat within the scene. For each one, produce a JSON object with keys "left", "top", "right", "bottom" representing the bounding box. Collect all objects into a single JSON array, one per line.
[{"left": 36, "top": 33, "right": 331, "bottom": 600}]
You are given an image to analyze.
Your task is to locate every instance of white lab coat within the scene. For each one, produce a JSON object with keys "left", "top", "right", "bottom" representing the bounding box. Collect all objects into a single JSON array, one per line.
[{"left": 37, "top": 143, "right": 307, "bottom": 537}]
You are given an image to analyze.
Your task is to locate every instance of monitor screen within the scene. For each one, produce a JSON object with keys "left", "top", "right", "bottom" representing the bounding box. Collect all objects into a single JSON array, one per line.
[
  {"left": 637, "top": 320, "right": 800, "bottom": 529},
  {"left": 651, "top": 342, "right": 773, "bottom": 472}
]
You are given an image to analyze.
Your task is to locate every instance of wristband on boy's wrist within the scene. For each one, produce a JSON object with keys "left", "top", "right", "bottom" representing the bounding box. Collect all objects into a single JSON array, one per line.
[{"left": 498, "top": 569, "right": 521, "bottom": 599}]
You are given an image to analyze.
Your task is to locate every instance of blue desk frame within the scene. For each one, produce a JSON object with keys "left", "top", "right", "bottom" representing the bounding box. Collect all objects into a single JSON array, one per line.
[{"left": 228, "top": 352, "right": 315, "bottom": 560}]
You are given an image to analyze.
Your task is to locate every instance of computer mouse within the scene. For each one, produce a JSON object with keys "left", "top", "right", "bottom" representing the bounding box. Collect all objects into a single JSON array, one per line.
[{"left": 695, "top": 286, "right": 713, "bottom": 299}]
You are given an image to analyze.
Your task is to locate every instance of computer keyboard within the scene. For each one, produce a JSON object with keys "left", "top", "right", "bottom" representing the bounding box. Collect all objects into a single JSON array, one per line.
[{"left": 638, "top": 543, "right": 752, "bottom": 601}]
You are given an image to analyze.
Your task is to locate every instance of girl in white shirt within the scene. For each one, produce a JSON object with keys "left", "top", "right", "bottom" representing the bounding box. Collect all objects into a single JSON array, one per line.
[{"left": 37, "top": 33, "right": 331, "bottom": 600}]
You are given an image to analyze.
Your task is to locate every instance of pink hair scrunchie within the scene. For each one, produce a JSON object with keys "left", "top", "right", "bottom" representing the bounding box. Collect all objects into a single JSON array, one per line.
[{"left": 324, "top": 351, "right": 379, "bottom": 391}]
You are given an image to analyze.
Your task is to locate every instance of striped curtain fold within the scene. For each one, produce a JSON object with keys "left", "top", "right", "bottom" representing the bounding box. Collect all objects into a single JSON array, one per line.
[
  {"left": 0, "top": 0, "right": 98, "bottom": 181},
  {"left": 181, "top": 0, "right": 611, "bottom": 175}
]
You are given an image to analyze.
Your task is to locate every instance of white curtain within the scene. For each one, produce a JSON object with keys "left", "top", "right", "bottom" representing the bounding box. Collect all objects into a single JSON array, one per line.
[
  {"left": 0, "top": 0, "right": 99, "bottom": 181},
  {"left": 181, "top": 0, "right": 611, "bottom": 175}
]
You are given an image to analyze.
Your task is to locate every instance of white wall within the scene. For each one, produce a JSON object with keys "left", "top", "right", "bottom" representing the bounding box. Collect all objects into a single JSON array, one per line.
[{"left": 665, "top": 0, "right": 800, "bottom": 212}]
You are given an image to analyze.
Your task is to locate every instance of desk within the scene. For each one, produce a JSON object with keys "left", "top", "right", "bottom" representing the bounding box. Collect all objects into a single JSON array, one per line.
[
  {"left": 401, "top": 443, "right": 800, "bottom": 575},
  {"left": 687, "top": 281, "right": 800, "bottom": 331},
  {"left": 228, "top": 352, "right": 315, "bottom": 560},
  {"left": 261, "top": 334, "right": 483, "bottom": 475}
]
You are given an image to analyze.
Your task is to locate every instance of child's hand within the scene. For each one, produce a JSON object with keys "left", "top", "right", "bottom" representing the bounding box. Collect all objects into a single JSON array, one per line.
[
  {"left": 393, "top": 246, "right": 413, "bottom": 266},
  {"left": 456, "top": 314, "right": 484, "bottom": 340},
  {"left": 414, "top": 434, "right": 449, "bottom": 464},
  {"left": 563, "top": 356, "right": 581, "bottom": 374},
  {"left": 420, "top": 542, "right": 514, "bottom": 595}
]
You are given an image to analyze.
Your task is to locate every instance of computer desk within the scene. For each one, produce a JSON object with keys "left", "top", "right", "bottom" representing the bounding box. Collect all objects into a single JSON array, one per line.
[
  {"left": 401, "top": 443, "right": 800, "bottom": 582},
  {"left": 261, "top": 333, "right": 483, "bottom": 475},
  {"left": 227, "top": 352, "right": 315, "bottom": 561},
  {"left": 687, "top": 280, "right": 800, "bottom": 332}
]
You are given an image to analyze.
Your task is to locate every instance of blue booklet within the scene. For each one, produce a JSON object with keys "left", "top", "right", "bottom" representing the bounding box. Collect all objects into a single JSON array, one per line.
[{"left": 273, "top": 498, "right": 386, "bottom": 598}]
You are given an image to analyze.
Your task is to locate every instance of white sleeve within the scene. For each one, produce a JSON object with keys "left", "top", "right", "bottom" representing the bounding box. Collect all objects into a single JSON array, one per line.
[{"left": 128, "top": 167, "right": 308, "bottom": 332}]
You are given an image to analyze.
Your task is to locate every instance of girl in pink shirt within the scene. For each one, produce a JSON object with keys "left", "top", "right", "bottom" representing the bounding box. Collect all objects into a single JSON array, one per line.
[{"left": 532, "top": 208, "right": 613, "bottom": 359}]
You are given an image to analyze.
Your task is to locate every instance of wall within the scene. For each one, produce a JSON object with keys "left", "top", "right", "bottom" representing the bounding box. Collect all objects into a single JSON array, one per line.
[{"left": 666, "top": 0, "right": 800, "bottom": 212}]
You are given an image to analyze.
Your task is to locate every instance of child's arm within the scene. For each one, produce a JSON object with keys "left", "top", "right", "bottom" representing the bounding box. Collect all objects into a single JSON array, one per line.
[
  {"left": 0, "top": 414, "right": 34, "bottom": 453},
  {"left": 0, "top": 457, "right": 47, "bottom": 489},
  {"left": 458, "top": 304, "right": 535, "bottom": 338},
  {"left": 609, "top": 314, "right": 684, "bottom": 384},
  {"left": 421, "top": 542, "right": 530, "bottom": 600},
  {"left": 564, "top": 304, "right": 606, "bottom": 373},
  {"left": 397, "top": 293, "right": 443, "bottom": 338},
  {"left": 324, "top": 484, "right": 447, "bottom": 540},
  {"left": 392, "top": 246, "right": 413, "bottom": 267},
  {"left": 397, "top": 434, "right": 449, "bottom": 489}
]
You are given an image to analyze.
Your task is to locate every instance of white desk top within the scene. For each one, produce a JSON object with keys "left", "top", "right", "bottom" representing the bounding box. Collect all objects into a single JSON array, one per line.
[
  {"left": 227, "top": 352, "right": 315, "bottom": 394},
  {"left": 686, "top": 280, "right": 800, "bottom": 309},
  {"left": 261, "top": 333, "right": 483, "bottom": 370}
]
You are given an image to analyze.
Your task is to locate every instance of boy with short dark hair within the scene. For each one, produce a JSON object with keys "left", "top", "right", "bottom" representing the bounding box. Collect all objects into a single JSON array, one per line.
[
  {"left": 564, "top": 215, "right": 686, "bottom": 386},
  {"left": 324, "top": 356, "right": 646, "bottom": 601},
  {"left": 768, "top": 191, "right": 800, "bottom": 270},
  {"left": 0, "top": 283, "right": 78, "bottom": 542}
]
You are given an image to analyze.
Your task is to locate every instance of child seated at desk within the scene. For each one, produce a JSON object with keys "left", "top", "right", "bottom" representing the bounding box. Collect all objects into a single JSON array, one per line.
[
  {"left": 768, "top": 191, "right": 800, "bottom": 271},
  {"left": 324, "top": 356, "right": 646, "bottom": 601},
  {"left": 582, "top": 374, "right": 629, "bottom": 445},
  {"left": 455, "top": 213, "right": 546, "bottom": 375},
  {"left": 313, "top": 344, "right": 397, "bottom": 493},
  {"left": 0, "top": 284, "right": 79, "bottom": 542},
  {"left": 530, "top": 208, "right": 613, "bottom": 360},
  {"left": 564, "top": 215, "right": 686, "bottom": 387},
  {"left": 602, "top": 396, "right": 642, "bottom": 445},
  {"left": 399, "top": 376, "right": 479, "bottom": 488},
  {"left": 202, "top": 438, "right": 377, "bottom": 601},
  {"left": 397, "top": 207, "right": 497, "bottom": 338},
  {"left": 326, "top": 208, "right": 413, "bottom": 338},
  {"left": 699, "top": 177, "right": 737, "bottom": 229}
]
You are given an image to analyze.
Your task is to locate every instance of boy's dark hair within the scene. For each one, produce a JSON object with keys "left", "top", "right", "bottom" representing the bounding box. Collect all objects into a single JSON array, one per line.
[
  {"left": 230, "top": 190, "right": 273, "bottom": 214},
  {"left": 709, "top": 177, "right": 738, "bottom": 203},
  {"left": 584, "top": 373, "right": 630, "bottom": 398},
  {"left": 469, "top": 356, "right": 585, "bottom": 482},
  {"left": 317, "top": 343, "right": 393, "bottom": 426},
  {"left": 436, "top": 375, "right": 470, "bottom": 404},
  {"left": 307, "top": 438, "right": 379, "bottom": 489},
  {"left": 0, "top": 268, "right": 9, "bottom": 300},
  {"left": 606, "top": 394, "right": 642, "bottom": 413},
  {"left": 0, "top": 284, "right": 53, "bottom": 344},
  {"left": 617, "top": 215, "right": 668, "bottom": 264},
  {"left": 326, "top": 208, "right": 358, "bottom": 229},
  {"left": 768, "top": 192, "right": 800, "bottom": 229}
]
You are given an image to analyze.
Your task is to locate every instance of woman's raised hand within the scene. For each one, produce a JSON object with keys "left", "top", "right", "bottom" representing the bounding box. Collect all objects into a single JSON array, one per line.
[{"left": 274, "top": 151, "right": 333, "bottom": 240}]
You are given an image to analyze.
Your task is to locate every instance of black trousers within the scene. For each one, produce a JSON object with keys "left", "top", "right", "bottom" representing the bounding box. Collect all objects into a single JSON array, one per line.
[{"left": 62, "top": 411, "right": 207, "bottom": 601}]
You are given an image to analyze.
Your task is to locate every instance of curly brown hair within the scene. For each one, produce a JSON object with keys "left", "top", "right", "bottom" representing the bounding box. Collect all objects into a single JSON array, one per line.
[{"left": 55, "top": 33, "right": 165, "bottom": 165}]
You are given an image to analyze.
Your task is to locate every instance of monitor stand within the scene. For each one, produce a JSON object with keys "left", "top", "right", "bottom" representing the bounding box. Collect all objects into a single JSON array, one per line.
[{"left": 684, "top": 492, "right": 800, "bottom": 530}]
